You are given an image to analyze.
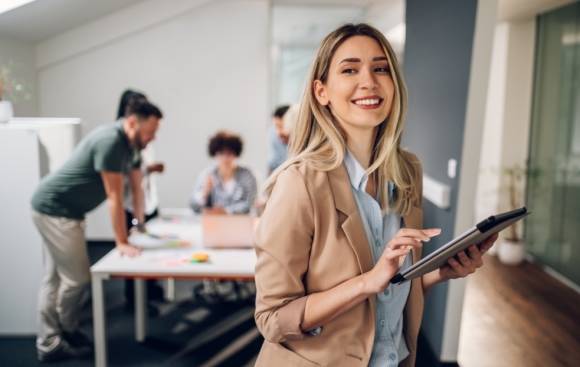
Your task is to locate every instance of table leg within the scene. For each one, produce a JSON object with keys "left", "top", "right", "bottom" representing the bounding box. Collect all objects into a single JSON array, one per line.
[
  {"left": 92, "top": 273, "right": 108, "bottom": 367},
  {"left": 135, "top": 278, "right": 147, "bottom": 342}
]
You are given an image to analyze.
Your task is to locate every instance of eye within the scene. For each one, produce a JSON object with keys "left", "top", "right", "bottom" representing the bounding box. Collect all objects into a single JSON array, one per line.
[
  {"left": 341, "top": 68, "right": 357, "bottom": 75},
  {"left": 374, "top": 66, "right": 390, "bottom": 74}
]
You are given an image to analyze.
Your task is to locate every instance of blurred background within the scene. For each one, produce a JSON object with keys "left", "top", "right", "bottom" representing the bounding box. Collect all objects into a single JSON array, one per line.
[{"left": 0, "top": 0, "right": 579, "bottom": 366}]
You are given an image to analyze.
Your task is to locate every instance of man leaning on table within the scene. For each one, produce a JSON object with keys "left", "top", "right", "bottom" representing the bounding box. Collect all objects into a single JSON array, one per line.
[{"left": 30, "top": 99, "right": 163, "bottom": 362}]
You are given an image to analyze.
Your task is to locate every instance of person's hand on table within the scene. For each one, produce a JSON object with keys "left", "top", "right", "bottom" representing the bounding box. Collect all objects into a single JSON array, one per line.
[
  {"left": 117, "top": 243, "right": 141, "bottom": 257},
  {"left": 438, "top": 233, "right": 499, "bottom": 280}
]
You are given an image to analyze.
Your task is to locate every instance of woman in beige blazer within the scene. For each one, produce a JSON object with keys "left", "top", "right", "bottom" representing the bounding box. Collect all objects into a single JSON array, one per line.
[{"left": 254, "top": 23, "right": 498, "bottom": 367}]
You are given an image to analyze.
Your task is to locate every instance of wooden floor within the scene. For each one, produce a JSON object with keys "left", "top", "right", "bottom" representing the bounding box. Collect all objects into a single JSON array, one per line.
[{"left": 458, "top": 255, "right": 580, "bottom": 367}]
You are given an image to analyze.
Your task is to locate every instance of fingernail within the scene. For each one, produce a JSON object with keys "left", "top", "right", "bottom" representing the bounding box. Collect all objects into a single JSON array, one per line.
[{"left": 424, "top": 229, "right": 441, "bottom": 237}]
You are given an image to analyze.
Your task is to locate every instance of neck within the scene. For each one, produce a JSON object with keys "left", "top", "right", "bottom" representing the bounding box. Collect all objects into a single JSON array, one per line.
[
  {"left": 218, "top": 165, "right": 235, "bottom": 180},
  {"left": 121, "top": 119, "right": 135, "bottom": 146},
  {"left": 344, "top": 126, "right": 376, "bottom": 169}
]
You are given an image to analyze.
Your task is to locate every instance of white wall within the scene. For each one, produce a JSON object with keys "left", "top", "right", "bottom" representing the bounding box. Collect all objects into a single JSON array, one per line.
[
  {"left": 475, "top": 19, "right": 535, "bottom": 223},
  {"left": 0, "top": 36, "right": 37, "bottom": 117},
  {"left": 442, "top": 0, "right": 499, "bottom": 361},
  {"left": 365, "top": 0, "right": 406, "bottom": 59},
  {"left": 498, "top": 20, "right": 535, "bottom": 213},
  {"left": 475, "top": 23, "right": 508, "bottom": 219},
  {"left": 36, "top": 0, "right": 270, "bottom": 239}
]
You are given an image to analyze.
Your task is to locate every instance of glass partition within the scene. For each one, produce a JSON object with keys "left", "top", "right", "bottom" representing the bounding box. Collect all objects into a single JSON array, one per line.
[{"left": 526, "top": 2, "right": 580, "bottom": 286}]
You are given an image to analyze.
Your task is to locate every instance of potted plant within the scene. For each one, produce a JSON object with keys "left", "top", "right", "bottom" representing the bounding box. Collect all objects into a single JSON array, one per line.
[
  {"left": 497, "top": 163, "right": 527, "bottom": 265},
  {"left": 0, "top": 72, "right": 14, "bottom": 123},
  {"left": 0, "top": 63, "right": 32, "bottom": 123}
]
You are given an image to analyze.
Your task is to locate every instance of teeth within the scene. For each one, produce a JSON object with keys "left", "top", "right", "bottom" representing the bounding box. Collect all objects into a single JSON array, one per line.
[{"left": 354, "top": 98, "right": 380, "bottom": 106}]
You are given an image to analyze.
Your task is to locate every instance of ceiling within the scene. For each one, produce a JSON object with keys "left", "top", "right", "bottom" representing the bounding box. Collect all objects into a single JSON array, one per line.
[
  {"left": 0, "top": 0, "right": 577, "bottom": 44},
  {"left": 273, "top": 0, "right": 375, "bottom": 5},
  {"left": 0, "top": 0, "right": 385, "bottom": 44},
  {"left": 272, "top": 4, "right": 367, "bottom": 46},
  {"left": 0, "top": 0, "right": 145, "bottom": 42},
  {"left": 498, "top": 0, "right": 574, "bottom": 21}
]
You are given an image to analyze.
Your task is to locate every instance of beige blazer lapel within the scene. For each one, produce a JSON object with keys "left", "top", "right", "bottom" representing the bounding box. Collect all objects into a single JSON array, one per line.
[
  {"left": 403, "top": 206, "right": 424, "bottom": 262},
  {"left": 328, "top": 165, "right": 425, "bottom": 270},
  {"left": 327, "top": 165, "right": 375, "bottom": 275}
]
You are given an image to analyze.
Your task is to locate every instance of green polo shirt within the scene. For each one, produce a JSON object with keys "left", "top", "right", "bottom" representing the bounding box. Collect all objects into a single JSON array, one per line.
[{"left": 31, "top": 121, "right": 141, "bottom": 219}]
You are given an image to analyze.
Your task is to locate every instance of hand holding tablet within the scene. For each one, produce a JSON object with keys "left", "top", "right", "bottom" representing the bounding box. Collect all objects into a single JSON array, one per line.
[{"left": 391, "top": 207, "right": 529, "bottom": 284}]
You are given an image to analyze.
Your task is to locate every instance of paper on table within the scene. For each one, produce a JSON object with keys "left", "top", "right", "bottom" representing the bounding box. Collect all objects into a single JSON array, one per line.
[{"left": 129, "top": 232, "right": 190, "bottom": 249}]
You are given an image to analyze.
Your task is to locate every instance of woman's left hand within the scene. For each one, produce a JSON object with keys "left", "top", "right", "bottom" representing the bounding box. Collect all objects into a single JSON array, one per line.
[{"left": 439, "top": 233, "right": 499, "bottom": 280}]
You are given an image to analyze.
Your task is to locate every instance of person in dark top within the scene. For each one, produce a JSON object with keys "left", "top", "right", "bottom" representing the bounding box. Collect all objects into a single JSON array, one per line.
[
  {"left": 31, "top": 99, "right": 162, "bottom": 362},
  {"left": 116, "top": 89, "right": 166, "bottom": 308}
]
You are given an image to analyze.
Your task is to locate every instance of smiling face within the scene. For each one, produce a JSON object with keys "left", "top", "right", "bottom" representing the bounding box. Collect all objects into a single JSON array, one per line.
[{"left": 313, "top": 35, "right": 395, "bottom": 135}]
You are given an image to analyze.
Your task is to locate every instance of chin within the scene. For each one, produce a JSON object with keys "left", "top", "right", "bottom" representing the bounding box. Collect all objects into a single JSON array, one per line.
[{"left": 352, "top": 117, "right": 385, "bottom": 129}]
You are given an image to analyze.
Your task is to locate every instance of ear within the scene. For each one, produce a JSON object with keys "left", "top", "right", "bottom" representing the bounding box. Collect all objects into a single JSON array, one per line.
[
  {"left": 126, "top": 115, "right": 138, "bottom": 130},
  {"left": 313, "top": 80, "right": 330, "bottom": 106}
]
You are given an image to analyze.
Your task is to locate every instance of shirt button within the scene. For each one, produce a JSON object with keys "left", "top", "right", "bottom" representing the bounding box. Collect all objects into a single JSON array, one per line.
[
  {"left": 380, "top": 319, "right": 385, "bottom": 328},
  {"left": 389, "top": 352, "right": 397, "bottom": 361}
]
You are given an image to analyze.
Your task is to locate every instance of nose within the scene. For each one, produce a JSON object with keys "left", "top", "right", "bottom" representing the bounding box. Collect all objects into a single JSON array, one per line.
[{"left": 359, "top": 66, "right": 378, "bottom": 90}]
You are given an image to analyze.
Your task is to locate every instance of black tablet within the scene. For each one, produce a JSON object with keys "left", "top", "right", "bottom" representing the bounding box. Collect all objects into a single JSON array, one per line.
[{"left": 391, "top": 207, "right": 530, "bottom": 284}]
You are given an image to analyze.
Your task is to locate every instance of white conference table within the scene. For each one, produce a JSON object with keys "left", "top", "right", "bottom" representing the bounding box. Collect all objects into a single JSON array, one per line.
[{"left": 90, "top": 209, "right": 256, "bottom": 367}]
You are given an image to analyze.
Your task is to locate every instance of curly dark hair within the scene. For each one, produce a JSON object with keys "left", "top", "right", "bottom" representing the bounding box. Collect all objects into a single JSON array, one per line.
[{"left": 208, "top": 131, "right": 243, "bottom": 157}]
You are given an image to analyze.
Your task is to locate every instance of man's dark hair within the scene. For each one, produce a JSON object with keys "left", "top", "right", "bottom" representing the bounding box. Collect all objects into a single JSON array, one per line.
[
  {"left": 208, "top": 131, "right": 243, "bottom": 157},
  {"left": 125, "top": 98, "right": 163, "bottom": 120},
  {"left": 117, "top": 89, "right": 147, "bottom": 119},
  {"left": 273, "top": 105, "right": 290, "bottom": 119}
]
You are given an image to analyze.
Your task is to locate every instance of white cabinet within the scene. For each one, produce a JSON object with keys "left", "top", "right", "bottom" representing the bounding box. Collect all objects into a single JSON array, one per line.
[{"left": 0, "top": 118, "right": 80, "bottom": 335}]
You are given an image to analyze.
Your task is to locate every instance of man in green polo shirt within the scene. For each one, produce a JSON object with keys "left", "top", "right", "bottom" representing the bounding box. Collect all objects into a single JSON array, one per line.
[{"left": 31, "top": 99, "right": 162, "bottom": 362}]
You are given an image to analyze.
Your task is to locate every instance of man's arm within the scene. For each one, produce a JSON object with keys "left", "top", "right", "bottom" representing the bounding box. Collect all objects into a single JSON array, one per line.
[
  {"left": 101, "top": 171, "right": 141, "bottom": 257},
  {"left": 128, "top": 168, "right": 145, "bottom": 228}
]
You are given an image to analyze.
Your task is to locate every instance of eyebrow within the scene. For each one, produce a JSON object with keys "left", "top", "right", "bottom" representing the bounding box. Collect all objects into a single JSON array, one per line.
[{"left": 339, "top": 56, "right": 389, "bottom": 63}]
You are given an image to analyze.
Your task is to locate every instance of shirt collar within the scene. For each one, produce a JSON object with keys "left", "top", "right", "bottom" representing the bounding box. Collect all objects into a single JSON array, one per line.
[
  {"left": 344, "top": 149, "right": 368, "bottom": 192},
  {"left": 344, "top": 150, "right": 397, "bottom": 202},
  {"left": 116, "top": 119, "right": 132, "bottom": 149}
]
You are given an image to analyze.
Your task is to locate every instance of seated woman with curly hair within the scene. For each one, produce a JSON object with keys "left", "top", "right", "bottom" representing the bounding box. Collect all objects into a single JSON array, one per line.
[{"left": 190, "top": 131, "right": 257, "bottom": 215}]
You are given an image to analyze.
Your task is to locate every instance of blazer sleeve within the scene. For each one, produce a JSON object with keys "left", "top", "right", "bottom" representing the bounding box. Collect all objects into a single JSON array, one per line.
[{"left": 254, "top": 165, "right": 315, "bottom": 343}]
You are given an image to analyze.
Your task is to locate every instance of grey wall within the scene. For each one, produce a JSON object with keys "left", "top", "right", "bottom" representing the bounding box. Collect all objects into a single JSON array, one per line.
[
  {"left": 0, "top": 36, "right": 37, "bottom": 117},
  {"left": 402, "top": 0, "right": 478, "bottom": 358}
]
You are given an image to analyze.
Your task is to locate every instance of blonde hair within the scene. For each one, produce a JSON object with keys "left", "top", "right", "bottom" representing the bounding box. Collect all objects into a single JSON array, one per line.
[{"left": 265, "top": 23, "right": 419, "bottom": 215}]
